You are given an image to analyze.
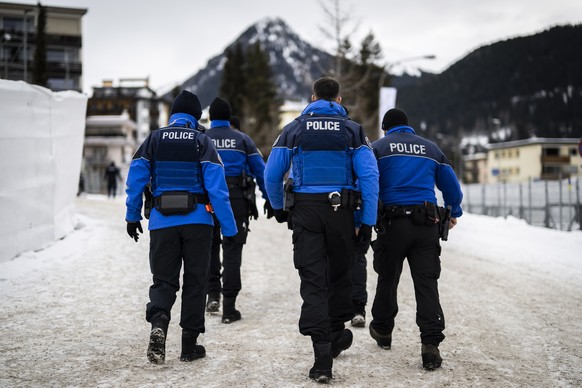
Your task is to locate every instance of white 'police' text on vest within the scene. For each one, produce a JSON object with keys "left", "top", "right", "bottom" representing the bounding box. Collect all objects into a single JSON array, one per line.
[
  {"left": 306, "top": 120, "right": 340, "bottom": 131},
  {"left": 212, "top": 138, "right": 237, "bottom": 148},
  {"left": 162, "top": 131, "right": 196, "bottom": 140},
  {"left": 390, "top": 143, "right": 426, "bottom": 155}
]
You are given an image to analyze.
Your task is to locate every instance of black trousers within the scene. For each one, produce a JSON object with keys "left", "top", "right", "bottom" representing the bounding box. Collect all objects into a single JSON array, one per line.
[
  {"left": 350, "top": 249, "right": 368, "bottom": 306},
  {"left": 370, "top": 217, "right": 445, "bottom": 345},
  {"left": 207, "top": 197, "right": 249, "bottom": 298},
  {"left": 291, "top": 201, "right": 355, "bottom": 341},
  {"left": 146, "top": 224, "right": 213, "bottom": 334}
]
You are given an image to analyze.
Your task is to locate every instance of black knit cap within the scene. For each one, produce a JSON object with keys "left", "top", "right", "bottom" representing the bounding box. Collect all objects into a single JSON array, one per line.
[
  {"left": 170, "top": 90, "right": 202, "bottom": 120},
  {"left": 382, "top": 108, "right": 408, "bottom": 130},
  {"left": 209, "top": 97, "right": 231, "bottom": 121}
]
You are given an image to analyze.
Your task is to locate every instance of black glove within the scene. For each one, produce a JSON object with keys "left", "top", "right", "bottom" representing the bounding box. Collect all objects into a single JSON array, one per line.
[
  {"left": 127, "top": 221, "right": 143, "bottom": 242},
  {"left": 355, "top": 224, "right": 372, "bottom": 253},
  {"left": 264, "top": 200, "right": 275, "bottom": 219},
  {"left": 273, "top": 209, "right": 289, "bottom": 224}
]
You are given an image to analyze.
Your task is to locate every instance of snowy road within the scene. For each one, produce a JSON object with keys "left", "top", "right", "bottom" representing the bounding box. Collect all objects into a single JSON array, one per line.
[{"left": 1, "top": 196, "right": 581, "bottom": 387}]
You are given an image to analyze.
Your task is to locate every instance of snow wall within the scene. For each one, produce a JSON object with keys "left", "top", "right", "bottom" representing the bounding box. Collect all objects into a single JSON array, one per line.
[{"left": 0, "top": 80, "right": 88, "bottom": 262}]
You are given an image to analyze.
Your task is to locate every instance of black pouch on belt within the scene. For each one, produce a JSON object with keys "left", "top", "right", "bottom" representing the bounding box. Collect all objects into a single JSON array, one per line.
[{"left": 156, "top": 191, "right": 196, "bottom": 215}]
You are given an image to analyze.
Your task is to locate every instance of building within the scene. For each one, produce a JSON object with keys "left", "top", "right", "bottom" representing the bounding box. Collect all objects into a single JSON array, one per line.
[
  {"left": 485, "top": 138, "right": 582, "bottom": 183},
  {"left": 0, "top": 1, "right": 87, "bottom": 91},
  {"left": 83, "top": 111, "right": 136, "bottom": 194},
  {"left": 87, "top": 78, "right": 164, "bottom": 144}
]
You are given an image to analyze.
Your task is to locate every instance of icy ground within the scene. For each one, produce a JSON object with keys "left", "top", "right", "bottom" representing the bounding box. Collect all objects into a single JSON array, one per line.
[{"left": 1, "top": 195, "right": 581, "bottom": 387}]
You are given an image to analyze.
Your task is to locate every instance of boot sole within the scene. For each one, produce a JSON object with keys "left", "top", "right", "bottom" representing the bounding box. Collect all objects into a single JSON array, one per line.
[
  {"left": 309, "top": 371, "right": 332, "bottom": 383},
  {"left": 221, "top": 316, "right": 241, "bottom": 324},
  {"left": 206, "top": 302, "right": 220, "bottom": 313},
  {"left": 147, "top": 328, "right": 166, "bottom": 364},
  {"left": 351, "top": 315, "right": 366, "bottom": 327},
  {"left": 180, "top": 352, "right": 206, "bottom": 361}
]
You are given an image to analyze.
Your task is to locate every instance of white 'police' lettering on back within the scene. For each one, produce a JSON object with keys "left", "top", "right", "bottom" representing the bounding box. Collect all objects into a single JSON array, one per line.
[
  {"left": 389, "top": 142, "right": 426, "bottom": 155},
  {"left": 306, "top": 120, "right": 340, "bottom": 131},
  {"left": 212, "top": 138, "right": 237, "bottom": 149},
  {"left": 162, "top": 131, "right": 195, "bottom": 140}
]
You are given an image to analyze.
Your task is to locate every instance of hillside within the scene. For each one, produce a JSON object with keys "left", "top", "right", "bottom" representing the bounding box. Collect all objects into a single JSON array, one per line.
[
  {"left": 170, "top": 18, "right": 334, "bottom": 107},
  {"left": 396, "top": 24, "right": 582, "bottom": 141}
]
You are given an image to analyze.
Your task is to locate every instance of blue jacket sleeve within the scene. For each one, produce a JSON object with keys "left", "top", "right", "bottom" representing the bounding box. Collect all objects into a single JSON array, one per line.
[
  {"left": 436, "top": 164, "right": 464, "bottom": 218},
  {"left": 352, "top": 145, "right": 379, "bottom": 226},
  {"left": 125, "top": 135, "right": 154, "bottom": 222},
  {"left": 199, "top": 135, "right": 238, "bottom": 236},
  {"left": 264, "top": 146, "right": 292, "bottom": 210}
]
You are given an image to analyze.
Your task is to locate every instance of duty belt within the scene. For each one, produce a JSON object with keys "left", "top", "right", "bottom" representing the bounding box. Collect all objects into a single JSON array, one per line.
[
  {"left": 383, "top": 204, "right": 425, "bottom": 218},
  {"left": 294, "top": 190, "right": 361, "bottom": 211},
  {"left": 226, "top": 176, "right": 242, "bottom": 189},
  {"left": 154, "top": 193, "right": 209, "bottom": 207}
]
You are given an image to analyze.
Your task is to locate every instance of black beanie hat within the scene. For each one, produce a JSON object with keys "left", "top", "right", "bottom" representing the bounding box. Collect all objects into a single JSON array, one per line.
[
  {"left": 170, "top": 90, "right": 202, "bottom": 120},
  {"left": 209, "top": 97, "right": 231, "bottom": 121},
  {"left": 382, "top": 108, "right": 408, "bottom": 130}
]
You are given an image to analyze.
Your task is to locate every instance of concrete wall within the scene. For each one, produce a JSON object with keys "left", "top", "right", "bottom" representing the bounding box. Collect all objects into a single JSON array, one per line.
[{"left": 0, "top": 80, "right": 87, "bottom": 262}]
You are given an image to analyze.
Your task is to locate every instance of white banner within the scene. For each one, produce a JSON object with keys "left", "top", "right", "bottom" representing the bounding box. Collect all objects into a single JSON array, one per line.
[
  {"left": 0, "top": 80, "right": 87, "bottom": 262},
  {"left": 378, "top": 87, "right": 398, "bottom": 139}
]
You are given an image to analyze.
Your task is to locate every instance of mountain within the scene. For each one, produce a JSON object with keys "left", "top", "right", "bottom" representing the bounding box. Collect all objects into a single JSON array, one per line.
[
  {"left": 170, "top": 18, "right": 335, "bottom": 107},
  {"left": 396, "top": 24, "right": 582, "bottom": 142}
]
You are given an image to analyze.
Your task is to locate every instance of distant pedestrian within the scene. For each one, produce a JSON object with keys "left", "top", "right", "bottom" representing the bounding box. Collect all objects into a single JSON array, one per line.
[
  {"left": 104, "top": 161, "right": 121, "bottom": 198},
  {"left": 369, "top": 108, "right": 463, "bottom": 370},
  {"left": 124, "top": 90, "right": 237, "bottom": 365},
  {"left": 264, "top": 77, "right": 379, "bottom": 383}
]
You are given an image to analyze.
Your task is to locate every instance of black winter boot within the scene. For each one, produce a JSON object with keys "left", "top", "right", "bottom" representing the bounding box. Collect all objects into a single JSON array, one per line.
[
  {"left": 331, "top": 328, "right": 353, "bottom": 358},
  {"left": 421, "top": 343, "right": 442, "bottom": 370},
  {"left": 221, "top": 296, "right": 241, "bottom": 324},
  {"left": 309, "top": 341, "right": 333, "bottom": 383},
  {"left": 206, "top": 292, "right": 221, "bottom": 313},
  {"left": 350, "top": 302, "right": 366, "bottom": 327},
  {"left": 147, "top": 313, "right": 169, "bottom": 364},
  {"left": 180, "top": 331, "right": 206, "bottom": 361},
  {"left": 369, "top": 325, "right": 392, "bottom": 350}
]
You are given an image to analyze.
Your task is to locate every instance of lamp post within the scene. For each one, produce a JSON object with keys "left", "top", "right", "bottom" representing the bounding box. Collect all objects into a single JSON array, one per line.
[{"left": 378, "top": 54, "right": 436, "bottom": 139}]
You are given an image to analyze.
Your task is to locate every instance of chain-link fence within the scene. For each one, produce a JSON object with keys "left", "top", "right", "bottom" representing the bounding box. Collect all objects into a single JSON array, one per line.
[{"left": 460, "top": 177, "right": 582, "bottom": 231}]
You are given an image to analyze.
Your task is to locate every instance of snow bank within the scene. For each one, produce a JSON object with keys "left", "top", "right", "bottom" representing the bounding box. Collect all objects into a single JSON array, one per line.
[{"left": 0, "top": 80, "right": 87, "bottom": 262}]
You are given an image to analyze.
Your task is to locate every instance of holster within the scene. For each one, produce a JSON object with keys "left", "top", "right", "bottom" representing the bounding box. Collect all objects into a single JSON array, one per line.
[
  {"left": 283, "top": 178, "right": 294, "bottom": 211},
  {"left": 143, "top": 185, "right": 153, "bottom": 219}
]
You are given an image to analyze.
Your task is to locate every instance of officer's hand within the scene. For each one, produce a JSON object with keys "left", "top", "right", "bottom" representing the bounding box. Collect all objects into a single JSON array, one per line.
[
  {"left": 355, "top": 224, "right": 372, "bottom": 253},
  {"left": 450, "top": 217, "right": 458, "bottom": 229},
  {"left": 273, "top": 209, "right": 288, "bottom": 224},
  {"left": 264, "top": 200, "right": 275, "bottom": 219},
  {"left": 127, "top": 221, "right": 143, "bottom": 242}
]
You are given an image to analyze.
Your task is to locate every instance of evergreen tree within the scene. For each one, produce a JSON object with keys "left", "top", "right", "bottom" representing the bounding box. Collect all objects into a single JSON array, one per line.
[
  {"left": 32, "top": 2, "right": 47, "bottom": 87},
  {"left": 219, "top": 43, "right": 246, "bottom": 119},
  {"left": 242, "top": 43, "right": 279, "bottom": 156},
  {"left": 219, "top": 42, "right": 279, "bottom": 156}
]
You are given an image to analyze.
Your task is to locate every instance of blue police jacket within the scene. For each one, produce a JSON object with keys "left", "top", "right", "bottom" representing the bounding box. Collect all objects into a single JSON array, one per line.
[
  {"left": 205, "top": 120, "right": 269, "bottom": 200},
  {"left": 372, "top": 125, "right": 463, "bottom": 218},
  {"left": 264, "top": 100, "right": 379, "bottom": 226},
  {"left": 125, "top": 113, "right": 238, "bottom": 235}
]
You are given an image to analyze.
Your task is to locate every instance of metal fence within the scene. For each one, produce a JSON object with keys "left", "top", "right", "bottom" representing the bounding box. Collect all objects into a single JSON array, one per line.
[{"left": 460, "top": 176, "right": 582, "bottom": 231}]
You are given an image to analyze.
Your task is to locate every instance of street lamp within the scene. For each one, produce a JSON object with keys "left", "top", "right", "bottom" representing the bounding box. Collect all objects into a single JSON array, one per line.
[{"left": 377, "top": 54, "right": 436, "bottom": 139}]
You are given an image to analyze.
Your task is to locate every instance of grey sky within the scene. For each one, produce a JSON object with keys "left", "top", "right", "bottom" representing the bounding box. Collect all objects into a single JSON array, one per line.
[{"left": 14, "top": 0, "right": 582, "bottom": 95}]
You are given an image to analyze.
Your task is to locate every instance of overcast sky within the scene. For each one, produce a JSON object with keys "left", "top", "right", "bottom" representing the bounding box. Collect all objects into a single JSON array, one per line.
[{"left": 14, "top": 0, "right": 582, "bottom": 95}]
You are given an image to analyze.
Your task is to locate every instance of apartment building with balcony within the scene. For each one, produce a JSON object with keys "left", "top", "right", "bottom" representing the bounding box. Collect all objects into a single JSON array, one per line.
[
  {"left": 486, "top": 138, "right": 582, "bottom": 183},
  {"left": 0, "top": 1, "right": 86, "bottom": 91}
]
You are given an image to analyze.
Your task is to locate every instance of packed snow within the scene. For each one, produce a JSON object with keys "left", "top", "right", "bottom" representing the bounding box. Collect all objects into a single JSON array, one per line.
[{"left": 0, "top": 195, "right": 581, "bottom": 387}]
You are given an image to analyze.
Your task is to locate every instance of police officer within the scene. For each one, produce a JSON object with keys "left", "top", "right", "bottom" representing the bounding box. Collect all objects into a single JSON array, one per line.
[
  {"left": 204, "top": 97, "right": 273, "bottom": 323},
  {"left": 369, "top": 108, "right": 463, "bottom": 370},
  {"left": 125, "top": 90, "right": 237, "bottom": 364},
  {"left": 264, "top": 77, "right": 379, "bottom": 383}
]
